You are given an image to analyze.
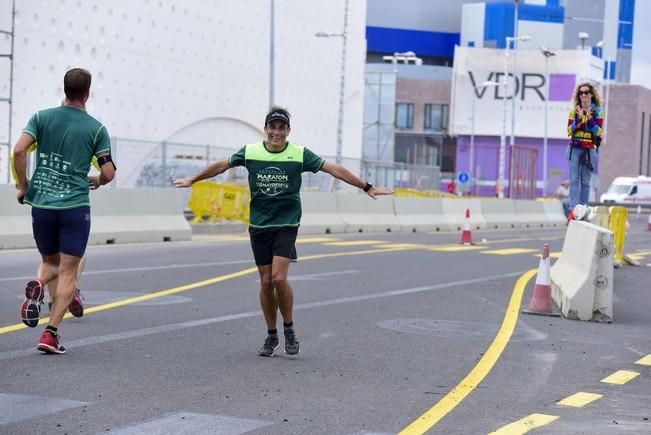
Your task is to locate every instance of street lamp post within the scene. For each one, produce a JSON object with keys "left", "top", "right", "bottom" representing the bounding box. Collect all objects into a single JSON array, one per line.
[
  {"left": 470, "top": 81, "right": 499, "bottom": 194},
  {"left": 499, "top": 34, "right": 531, "bottom": 198},
  {"left": 315, "top": 0, "right": 349, "bottom": 170},
  {"left": 269, "top": 0, "right": 275, "bottom": 107},
  {"left": 540, "top": 46, "right": 556, "bottom": 197}
]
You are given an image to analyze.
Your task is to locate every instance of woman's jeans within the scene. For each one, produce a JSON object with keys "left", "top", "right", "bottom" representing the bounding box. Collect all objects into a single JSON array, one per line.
[{"left": 566, "top": 145, "right": 598, "bottom": 209}]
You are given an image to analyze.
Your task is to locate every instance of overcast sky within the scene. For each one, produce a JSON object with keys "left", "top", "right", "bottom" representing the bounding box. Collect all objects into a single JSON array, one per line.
[{"left": 630, "top": 1, "right": 650, "bottom": 89}]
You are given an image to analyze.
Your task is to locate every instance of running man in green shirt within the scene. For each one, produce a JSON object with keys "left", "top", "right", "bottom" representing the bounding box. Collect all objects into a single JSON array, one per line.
[
  {"left": 175, "top": 106, "right": 393, "bottom": 356},
  {"left": 13, "top": 68, "right": 116, "bottom": 354}
]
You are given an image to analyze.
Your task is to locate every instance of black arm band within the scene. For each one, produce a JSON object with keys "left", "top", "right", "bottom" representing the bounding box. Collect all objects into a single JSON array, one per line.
[
  {"left": 363, "top": 182, "right": 373, "bottom": 192},
  {"left": 97, "top": 154, "right": 116, "bottom": 170}
]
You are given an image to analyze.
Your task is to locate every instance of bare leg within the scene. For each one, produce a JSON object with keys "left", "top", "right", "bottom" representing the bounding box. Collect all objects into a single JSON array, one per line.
[
  {"left": 47, "top": 254, "right": 82, "bottom": 328},
  {"left": 271, "top": 256, "right": 293, "bottom": 324},
  {"left": 257, "top": 264, "right": 277, "bottom": 330},
  {"left": 47, "top": 255, "right": 86, "bottom": 308}
]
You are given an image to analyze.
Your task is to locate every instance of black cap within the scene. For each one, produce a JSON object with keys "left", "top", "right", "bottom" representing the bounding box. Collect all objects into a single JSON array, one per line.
[{"left": 265, "top": 111, "right": 290, "bottom": 127}]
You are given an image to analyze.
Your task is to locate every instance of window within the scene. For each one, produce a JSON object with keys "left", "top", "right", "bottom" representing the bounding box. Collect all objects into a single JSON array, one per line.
[
  {"left": 424, "top": 103, "right": 449, "bottom": 131},
  {"left": 395, "top": 103, "right": 414, "bottom": 129}
]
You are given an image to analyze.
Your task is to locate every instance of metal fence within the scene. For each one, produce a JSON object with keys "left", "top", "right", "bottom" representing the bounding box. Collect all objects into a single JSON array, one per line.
[{"left": 109, "top": 137, "right": 440, "bottom": 192}]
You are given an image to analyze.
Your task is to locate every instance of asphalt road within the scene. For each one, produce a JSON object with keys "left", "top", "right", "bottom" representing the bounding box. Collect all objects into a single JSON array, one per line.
[{"left": 1, "top": 220, "right": 650, "bottom": 434}]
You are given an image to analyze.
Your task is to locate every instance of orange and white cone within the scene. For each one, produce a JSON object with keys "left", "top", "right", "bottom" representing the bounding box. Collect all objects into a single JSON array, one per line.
[
  {"left": 648, "top": 213, "right": 651, "bottom": 231},
  {"left": 522, "top": 243, "right": 560, "bottom": 316},
  {"left": 460, "top": 208, "right": 473, "bottom": 245}
]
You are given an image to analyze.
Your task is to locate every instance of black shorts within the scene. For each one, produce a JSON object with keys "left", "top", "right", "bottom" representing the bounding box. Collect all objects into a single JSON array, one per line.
[
  {"left": 249, "top": 227, "right": 298, "bottom": 266},
  {"left": 32, "top": 206, "right": 91, "bottom": 257}
]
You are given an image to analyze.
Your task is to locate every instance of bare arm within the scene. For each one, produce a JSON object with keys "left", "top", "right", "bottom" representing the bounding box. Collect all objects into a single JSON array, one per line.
[
  {"left": 13, "top": 133, "right": 36, "bottom": 203},
  {"left": 174, "top": 159, "right": 231, "bottom": 188},
  {"left": 88, "top": 153, "right": 117, "bottom": 190},
  {"left": 320, "top": 161, "right": 393, "bottom": 198}
]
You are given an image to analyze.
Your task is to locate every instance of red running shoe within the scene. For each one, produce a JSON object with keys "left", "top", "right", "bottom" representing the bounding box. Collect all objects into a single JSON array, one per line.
[
  {"left": 20, "top": 280, "right": 45, "bottom": 328},
  {"left": 37, "top": 330, "right": 66, "bottom": 354},
  {"left": 68, "top": 288, "right": 84, "bottom": 318}
]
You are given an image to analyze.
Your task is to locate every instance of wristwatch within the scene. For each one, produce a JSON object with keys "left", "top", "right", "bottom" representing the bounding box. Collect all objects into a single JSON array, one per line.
[{"left": 363, "top": 182, "right": 373, "bottom": 192}]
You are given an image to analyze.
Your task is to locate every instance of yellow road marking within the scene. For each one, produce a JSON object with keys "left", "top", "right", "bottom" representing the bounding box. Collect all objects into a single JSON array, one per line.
[
  {"left": 488, "top": 413, "right": 559, "bottom": 434},
  {"left": 192, "top": 235, "right": 249, "bottom": 241},
  {"left": 398, "top": 268, "right": 537, "bottom": 434},
  {"left": 635, "top": 354, "right": 651, "bottom": 366},
  {"left": 427, "top": 244, "right": 485, "bottom": 252},
  {"left": 556, "top": 392, "right": 603, "bottom": 407},
  {"left": 482, "top": 248, "right": 539, "bottom": 255},
  {"left": 323, "top": 240, "right": 385, "bottom": 246},
  {"left": 600, "top": 370, "right": 640, "bottom": 385},
  {"left": 0, "top": 246, "right": 411, "bottom": 335}
]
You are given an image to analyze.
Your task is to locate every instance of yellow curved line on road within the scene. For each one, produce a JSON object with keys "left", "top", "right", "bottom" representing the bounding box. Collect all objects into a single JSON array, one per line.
[
  {"left": 399, "top": 268, "right": 538, "bottom": 435},
  {"left": 0, "top": 246, "right": 409, "bottom": 335}
]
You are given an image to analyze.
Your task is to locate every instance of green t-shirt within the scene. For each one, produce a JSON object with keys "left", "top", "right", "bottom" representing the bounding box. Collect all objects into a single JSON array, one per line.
[
  {"left": 22, "top": 106, "right": 111, "bottom": 210},
  {"left": 228, "top": 141, "right": 325, "bottom": 228}
]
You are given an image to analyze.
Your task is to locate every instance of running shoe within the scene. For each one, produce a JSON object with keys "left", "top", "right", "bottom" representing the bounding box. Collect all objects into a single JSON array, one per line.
[
  {"left": 284, "top": 330, "right": 300, "bottom": 355},
  {"left": 20, "top": 280, "right": 45, "bottom": 328},
  {"left": 257, "top": 335, "right": 279, "bottom": 357},
  {"left": 68, "top": 288, "right": 84, "bottom": 318},
  {"left": 37, "top": 330, "right": 66, "bottom": 354}
]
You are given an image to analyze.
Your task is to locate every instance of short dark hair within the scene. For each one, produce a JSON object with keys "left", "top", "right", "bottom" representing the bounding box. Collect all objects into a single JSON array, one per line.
[
  {"left": 265, "top": 106, "right": 290, "bottom": 127},
  {"left": 64, "top": 68, "right": 92, "bottom": 101}
]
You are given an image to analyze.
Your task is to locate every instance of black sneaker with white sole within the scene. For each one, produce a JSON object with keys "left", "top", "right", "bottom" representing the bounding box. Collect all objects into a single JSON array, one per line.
[
  {"left": 284, "top": 330, "right": 299, "bottom": 355},
  {"left": 257, "top": 335, "right": 279, "bottom": 357}
]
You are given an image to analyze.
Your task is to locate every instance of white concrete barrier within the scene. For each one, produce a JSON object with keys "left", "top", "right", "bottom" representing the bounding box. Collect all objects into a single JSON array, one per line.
[
  {"left": 299, "top": 191, "right": 345, "bottom": 234},
  {"left": 90, "top": 188, "right": 192, "bottom": 244},
  {"left": 442, "top": 198, "right": 487, "bottom": 231},
  {"left": 514, "top": 200, "right": 548, "bottom": 228},
  {"left": 479, "top": 199, "right": 519, "bottom": 229},
  {"left": 542, "top": 200, "right": 567, "bottom": 226},
  {"left": 335, "top": 193, "right": 402, "bottom": 233},
  {"left": 393, "top": 197, "right": 447, "bottom": 232},
  {"left": 0, "top": 186, "right": 191, "bottom": 249},
  {"left": 550, "top": 221, "right": 614, "bottom": 322},
  {"left": 0, "top": 185, "right": 34, "bottom": 249}
]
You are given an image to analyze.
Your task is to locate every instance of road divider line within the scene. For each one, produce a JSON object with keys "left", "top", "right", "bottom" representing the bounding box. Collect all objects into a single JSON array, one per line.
[
  {"left": 399, "top": 268, "right": 538, "bottom": 434},
  {"left": 488, "top": 413, "right": 560, "bottom": 434},
  {"left": 600, "top": 370, "right": 640, "bottom": 385},
  {"left": 556, "top": 392, "right": 603, "bottom": 408}
]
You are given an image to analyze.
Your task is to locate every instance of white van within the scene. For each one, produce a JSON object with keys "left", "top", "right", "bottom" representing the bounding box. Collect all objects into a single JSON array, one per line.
[{"left": 600, "top": 176, "right": 651, "bottom": 204}]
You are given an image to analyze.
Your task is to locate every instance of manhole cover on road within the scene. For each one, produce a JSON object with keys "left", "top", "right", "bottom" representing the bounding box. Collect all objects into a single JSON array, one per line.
[{"left": 377, "top": 319, "right": 546, "bottom": 342}]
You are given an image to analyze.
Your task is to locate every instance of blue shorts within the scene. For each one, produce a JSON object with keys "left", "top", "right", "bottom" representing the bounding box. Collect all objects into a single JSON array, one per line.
[{"left": 31, "top": 207, "right": 91, "bottom": 257}]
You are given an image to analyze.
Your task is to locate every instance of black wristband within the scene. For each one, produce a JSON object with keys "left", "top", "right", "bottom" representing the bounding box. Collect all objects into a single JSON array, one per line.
[{"left": 363, "top": 182, "right": 373, "bottom": 192}]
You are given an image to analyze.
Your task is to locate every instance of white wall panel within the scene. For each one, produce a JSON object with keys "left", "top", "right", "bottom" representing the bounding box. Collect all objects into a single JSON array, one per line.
[{"left": 0, "top": 0, "right": 366, "bottom": 174}]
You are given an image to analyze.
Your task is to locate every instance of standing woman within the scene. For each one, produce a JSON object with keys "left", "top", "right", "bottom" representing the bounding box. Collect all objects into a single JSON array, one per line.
[{"left": 566, "top": 82, "right": 603, "bottom": 214}]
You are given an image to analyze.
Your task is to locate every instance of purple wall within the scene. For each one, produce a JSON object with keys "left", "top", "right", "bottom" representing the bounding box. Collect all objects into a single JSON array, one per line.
[{"left": 451, "top": 135, "right": 574, "bottom": 197}]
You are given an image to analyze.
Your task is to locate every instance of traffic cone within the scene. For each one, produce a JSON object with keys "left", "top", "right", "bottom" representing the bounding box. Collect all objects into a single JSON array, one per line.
[
  {"left": 522, "top": 243, "right": 560, "bottom": 317},
  {"left": 648, "top": 213, "right": 651, "bottom": 231},
  {"left": 460, "top": 208, "right": 473, "bottom": 245}
]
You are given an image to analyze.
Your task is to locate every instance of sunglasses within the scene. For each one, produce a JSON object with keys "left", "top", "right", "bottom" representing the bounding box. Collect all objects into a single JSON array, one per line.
[{"left": 579, "top": 90, "right": 591, "bottom": 95}]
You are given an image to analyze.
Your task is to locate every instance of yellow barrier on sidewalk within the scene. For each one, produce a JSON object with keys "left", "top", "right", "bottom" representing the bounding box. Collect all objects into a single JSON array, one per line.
[
  {"left": 608, "top": 206, "right": 639, "bottom": 268},
  {"left": 187, "top": 181, "right": 250, "bottom": 224},
  {"left": 394, "top": 188, "right": 458, "bottom": 199}
]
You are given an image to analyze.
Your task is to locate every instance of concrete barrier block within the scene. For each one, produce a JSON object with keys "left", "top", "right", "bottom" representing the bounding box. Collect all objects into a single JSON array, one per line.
[
  {"left": 442, "top": 198, "right": 487, "bottom": 231},
  {"left": 479, "top": 199, "right": 519, "bottom": 229},
  {"left": 514, "top": 200, "right": 548, "bottom": 228},
  {"left": 335, "top": 192, "right": 402, "bottom": 233},
  {"left": 393, "top": 197, "right": 446, "bottom": 232},
  {"left": 0, "top": 185, "right": 34, "bottom": 249},
  {"left": 550, "top": 221, "right": 614, "bottom": 322},
  {"left": 90, "top": 188, "right": 192, "bottom": 244},
  {"left": 300, "top": 191, "right": 346, "bottom": 234},
  {"left": 542, "top": 201, "right": 567, "bottom": 227}
]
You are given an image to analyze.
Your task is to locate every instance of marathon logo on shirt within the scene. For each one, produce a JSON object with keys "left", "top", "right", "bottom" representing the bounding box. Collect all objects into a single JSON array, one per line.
[{"left": 256, "top": 166, "right": 289, "bottom": 196}]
